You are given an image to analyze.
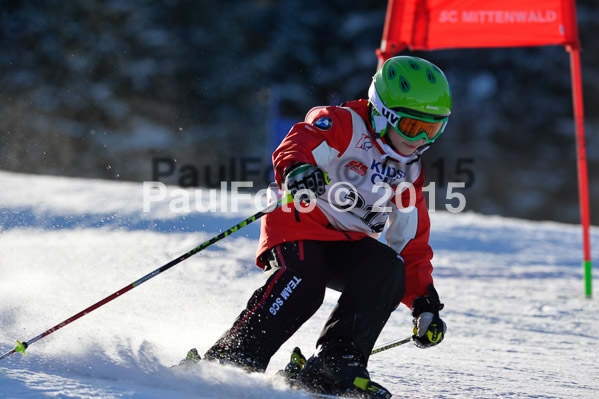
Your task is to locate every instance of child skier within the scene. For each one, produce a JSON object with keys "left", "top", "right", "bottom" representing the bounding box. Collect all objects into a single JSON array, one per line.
[{"left": 200, "top": 56, "right": 450, "bottom": 397}]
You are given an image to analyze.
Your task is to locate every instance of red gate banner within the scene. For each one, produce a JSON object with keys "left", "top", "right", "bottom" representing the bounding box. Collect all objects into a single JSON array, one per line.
[{"left": 379, "top": 0, "right": 580, "bottom": 59}]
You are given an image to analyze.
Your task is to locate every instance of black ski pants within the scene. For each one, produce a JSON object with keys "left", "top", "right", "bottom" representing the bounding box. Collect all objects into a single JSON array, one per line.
[{"left": 205, "top": 237, "right": 405, "bottom": 371}]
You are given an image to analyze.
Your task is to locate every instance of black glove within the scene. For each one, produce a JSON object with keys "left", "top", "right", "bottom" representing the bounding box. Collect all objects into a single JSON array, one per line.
[
  {"left": 284, "top": 163, "right": 326, "bottom": 204},
  {"left": 411, "top": 283, "right": 447, "bottom": 348}
]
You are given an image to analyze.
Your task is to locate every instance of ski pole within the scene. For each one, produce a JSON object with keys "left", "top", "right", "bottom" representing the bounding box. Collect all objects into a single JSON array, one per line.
[
  {"left": 371, "top": 336, "right": 413, "bottom": 355},
  {"left": 0, "top": 193, "right": 291, "bottom": 361}
]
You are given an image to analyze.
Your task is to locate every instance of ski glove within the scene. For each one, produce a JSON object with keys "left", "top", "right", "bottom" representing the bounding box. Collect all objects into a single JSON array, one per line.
[
  {"left": 411, "top": 283, "right": 447, "bottom": 349},
  {"left": 283, "top": 163, "right": 327, "bottom": 204}
]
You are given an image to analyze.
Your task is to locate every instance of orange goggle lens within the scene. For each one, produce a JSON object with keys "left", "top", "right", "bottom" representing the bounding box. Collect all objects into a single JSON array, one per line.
[{"left": 397, "top": 117, "right": 445, "bottom": 141}]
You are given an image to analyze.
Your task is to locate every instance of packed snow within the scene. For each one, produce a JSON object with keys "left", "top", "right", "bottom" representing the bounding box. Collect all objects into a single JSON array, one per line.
[{"left": 0, "top": 171, "right": 597, "bottom": 398}]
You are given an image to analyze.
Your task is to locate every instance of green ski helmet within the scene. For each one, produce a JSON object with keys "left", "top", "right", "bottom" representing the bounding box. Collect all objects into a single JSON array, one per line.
[{"left": 368, "top": 56, "right": 451, "bottom": 143}]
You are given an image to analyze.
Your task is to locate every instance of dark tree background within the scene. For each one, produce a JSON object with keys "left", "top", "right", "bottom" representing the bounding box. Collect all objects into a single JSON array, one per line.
[{"left": 1, "top": 0, "right": 597, "bottom": 224}]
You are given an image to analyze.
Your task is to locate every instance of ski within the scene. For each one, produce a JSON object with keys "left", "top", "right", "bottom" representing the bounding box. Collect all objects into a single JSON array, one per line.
[
  {"left": 176, "top": 348, "right": 393, "bottom": 398},
  {"left": 275, "top": 371, "right": 393, "bottom": 399}
]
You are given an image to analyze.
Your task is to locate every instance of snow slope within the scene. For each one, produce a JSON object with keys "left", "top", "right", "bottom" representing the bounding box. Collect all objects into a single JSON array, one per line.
[{"left": 0, "top": 171, "right": 598, "bottom": 398}]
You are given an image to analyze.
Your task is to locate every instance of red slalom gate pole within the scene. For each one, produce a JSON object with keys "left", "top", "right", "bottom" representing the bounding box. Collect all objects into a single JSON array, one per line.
[{"left": 569, "top": 47, "right": 593, "bottom": 298}]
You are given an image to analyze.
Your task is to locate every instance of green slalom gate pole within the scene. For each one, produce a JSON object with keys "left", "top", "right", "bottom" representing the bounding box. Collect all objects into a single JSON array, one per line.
[{"left": 0, "top": 194, "right": 291, "bottom": 361}]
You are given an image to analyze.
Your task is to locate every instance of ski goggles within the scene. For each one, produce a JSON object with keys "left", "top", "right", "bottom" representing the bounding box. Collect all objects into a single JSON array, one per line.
[
  {"left": 393, "top": 111, "right": 447, "bottom": 142},
  {"left": 369, "top": 85, "right": 448, "bottom": 143}
]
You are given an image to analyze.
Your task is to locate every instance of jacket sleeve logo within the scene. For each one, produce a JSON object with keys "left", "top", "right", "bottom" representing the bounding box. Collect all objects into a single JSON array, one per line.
[{"left": 312, "top": 117, "right": 333, "bottom": 131}]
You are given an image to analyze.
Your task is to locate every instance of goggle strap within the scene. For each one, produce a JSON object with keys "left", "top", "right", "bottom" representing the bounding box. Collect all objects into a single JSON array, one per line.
[{"left": 369, "top": 83, "right": 447, "bottom": 126}]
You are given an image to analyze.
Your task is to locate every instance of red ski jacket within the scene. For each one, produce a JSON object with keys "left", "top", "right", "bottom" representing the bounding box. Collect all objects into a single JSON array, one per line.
[{"left": 256, "top": 99, "right": 434, "bottom": 308}]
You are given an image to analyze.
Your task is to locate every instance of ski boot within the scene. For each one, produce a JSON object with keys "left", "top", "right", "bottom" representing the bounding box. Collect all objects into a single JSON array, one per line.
[
  {"left": 298, "top": 339, "right": 392, "bottom": 398},
  {"left": 174, "top": 348, "right": 202, "bottom": 369},
  {"left": 276, "top": 346, "right": 307, "bottom": 382},
  {"left": 203, "top": 345, "right": 264, "bottom": 372}
]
